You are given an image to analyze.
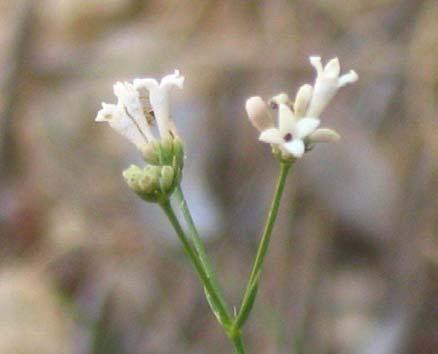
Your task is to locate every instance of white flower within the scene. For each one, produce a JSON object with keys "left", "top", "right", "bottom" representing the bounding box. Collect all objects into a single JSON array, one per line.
[
  {"left": 306, "top": 56, "right": 358, "bottom": 118},
  {"left": 134, "top": 70, "right": 184, "bottom": 140},
  {"left": 246, "top": 56, "right": 358, "bottom": 159},
  {"left": 95, "top": 70, "right": 184, "bottom": 148},
  {"left": 259, "top": 103, "right": 320, "bottom": 158}
]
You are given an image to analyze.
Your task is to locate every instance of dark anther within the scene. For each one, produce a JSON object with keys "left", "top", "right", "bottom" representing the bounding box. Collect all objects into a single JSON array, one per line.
[
  {"left": 145, "top": 110, "right": 155, "bottom": 125},
  {"left": 284, "top": 133, "right": 293, "bottom": 142},
  {"left": 269, "top": 101, "right": 278, "bottom": 110}
]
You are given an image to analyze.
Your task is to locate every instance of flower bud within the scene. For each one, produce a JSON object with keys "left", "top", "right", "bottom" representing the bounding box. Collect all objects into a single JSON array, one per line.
[
  {"left": 245, "top": 97, "right": 273, "bottom": 132},
  {"left": 123, "top": 163, "right": 180, "bottom": 203},
  {"left": 139, "top": 142, "right": 159, "bottom": 164},
  {"left": 308, "top": 128, "right": 340, "bottom": 143},
  {"left": 123, "top": 165, "right": 157, "bottom": 195},
  {"left": 159, "top": 166, "right": 175, "bottom": 193}
]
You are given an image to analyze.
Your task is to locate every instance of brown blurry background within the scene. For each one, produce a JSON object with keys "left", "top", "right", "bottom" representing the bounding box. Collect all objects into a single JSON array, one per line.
[{"left": 0, "top": 0, "right": 436, "bottom": 353}]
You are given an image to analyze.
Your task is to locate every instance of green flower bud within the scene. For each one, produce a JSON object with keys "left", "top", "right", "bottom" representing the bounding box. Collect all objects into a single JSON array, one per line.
[
  {"left": 139, "top": 142, "right": 159, "bottom": 165},
  {"left": 171, "top": 137, "right": 185, "bottom": 167},
  {"left": 159, "top": 166, "right": 175, "bottom": 193},
  {"left": 123, "top": 165, "right": 148, "bottom": 192}
]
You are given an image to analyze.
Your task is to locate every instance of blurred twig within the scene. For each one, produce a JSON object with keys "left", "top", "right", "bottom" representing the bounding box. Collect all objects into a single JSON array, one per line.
[{"left": 0, "top": 0, "right": 35, "bottom": 179}]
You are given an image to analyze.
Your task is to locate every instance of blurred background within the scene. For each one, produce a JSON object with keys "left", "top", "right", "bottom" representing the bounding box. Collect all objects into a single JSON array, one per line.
[{"left": 0, "top": 0, "right": 436, "bottom": 353}]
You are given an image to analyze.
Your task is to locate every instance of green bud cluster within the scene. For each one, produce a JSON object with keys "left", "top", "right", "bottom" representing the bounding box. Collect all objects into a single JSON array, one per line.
[
  {"left": 123, "top": 137, "right": 184, "bottom": 203},
  {"left": 123, "top": 164, "right": 178, "bottom": 203}
]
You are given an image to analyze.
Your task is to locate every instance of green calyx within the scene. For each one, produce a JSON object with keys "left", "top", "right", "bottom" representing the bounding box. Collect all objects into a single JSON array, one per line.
[
  {"left": 140, "top": 137, "right": 184, "bottom": 167},
  {"left": 123, "top": 138, "right": 184, "bottom": 203}
]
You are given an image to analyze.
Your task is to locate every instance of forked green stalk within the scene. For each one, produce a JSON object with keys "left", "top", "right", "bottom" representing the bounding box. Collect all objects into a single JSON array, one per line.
[
  {"left": 235, "top": 161, "right": 292, "bottom": 329},
  {"left": 163, "top": 161, "right": 291, "bottom": 354}
]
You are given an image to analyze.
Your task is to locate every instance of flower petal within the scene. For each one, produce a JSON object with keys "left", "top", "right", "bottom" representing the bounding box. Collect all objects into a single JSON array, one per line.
[
  {"left": 323, "top": 57, "right": 340, "bottom": 78},
  {"left": 294, "top": 84, "right": 313, "bottom": 118},
  {"left": 295, "top": 117, "right": 320, "bottom": 139},
  {"left": 278, "top": 103, "right": 296, "bottom": 135},
  {"left": 283, "top": 139, "right": 305, "bottom": 158},
  {"left": 309, "top": 128, "right": 340, "bottom": 143},
  {"left": 113, "top": 82, "right": 155, "bottom": 141},
  {"left": 270, "top": 92, "right": 290, "bottom": 106},
  {"left": 98, "top": 105, "right": 147, "bottom": 148},
  {"left": 306, "top": 76, "right": 338, "bottom": 118},
  {"left": 310, "top": 56, "right": 323, "bottom": 75},
  {"left": 160, "top": 69, "right": 185, "bottom": 89},
  {"left": 338, "top": 70, "right": 359, "bottom": 87},
  {"left": 95, "top": 103, "right": 117, "bottom": 121},
  {"left": 259, "top": 128, "right": 283, "bottom": 144},
  {"left": 134, "top": 71, "right": 184, "bottom": 139},
  {"left": 133, "top": 78, "right": 159, "bottom": 92}
]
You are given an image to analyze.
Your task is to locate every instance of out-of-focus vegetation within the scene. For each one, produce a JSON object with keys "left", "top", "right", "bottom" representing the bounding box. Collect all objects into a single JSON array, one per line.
[{"left": 0, "top": 0, "right": 436, "bottom": 353}]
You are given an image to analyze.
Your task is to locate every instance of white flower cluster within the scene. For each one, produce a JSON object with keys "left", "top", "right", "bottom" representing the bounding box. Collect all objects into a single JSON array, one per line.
[
  {"left": 95, "top": 70, "right": 184, "bottom": 149},
  {"left": 246, "top": 57, "right": 358, "bottom": 159}
]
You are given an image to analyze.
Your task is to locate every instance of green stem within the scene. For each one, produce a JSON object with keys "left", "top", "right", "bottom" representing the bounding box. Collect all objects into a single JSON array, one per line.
[
  {"left": 231, "top": 335, "right": 246, "bottom": 354},
  {"left": 173, "top": 186, "right": 247, "bottom": 352},
  {"left": 160, "top": 199, "right": 231, "bottom": 328},
  {"left": 173, "top": 186, "right": 229, "bottom": 313},
  {"left": 235, "top": 161, "right": 292, "bottom": 329}
]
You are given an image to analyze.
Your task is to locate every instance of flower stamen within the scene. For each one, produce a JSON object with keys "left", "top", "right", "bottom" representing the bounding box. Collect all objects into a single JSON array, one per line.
[{"left": 284, "top": 133, "right": 293, "bottom": 142}]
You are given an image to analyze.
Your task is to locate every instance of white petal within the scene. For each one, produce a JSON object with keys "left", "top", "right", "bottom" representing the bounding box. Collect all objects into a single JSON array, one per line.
[
  {"left": 110, "top": 118, "right": 146, "bottom": 148},
  {"left": 270, "top": 92, "right": 290, "bottom": 105},
  {"left": 283, "top": 139, "right": 305, "bottom": 158},
  {"left": 133, "top": 78, "right": 159, "bottom": 91},
  {"left": 98, "top": 105, "right": 147, "bottom": 148},
  {"left": 134, "top": 71, "right": 184, "bottom": 139},
  {"left": 160, "top": 69, "right": 185, "bottom": 89},
  {"left": 309, "top": 128, "right": 341, "bottom": 143},
  {"left": 294, "top": 84, "right": 313, "bottom": 118},
  {"left": 259, "top": 128, "right": 283, "bottom": 144},
  {"left": 245, "top": 96, "right": 273, "bottom": 132},
  {"left": 306, "top": 77, "right": 338, "bottom": 118},
  {"left": 310, "top": 56, "right": 323, "bottom": 75},
  {"left": 113, "top": 82, "right": 155, "bottom": 141},
  {"left": 323, "top": 57, "right": 340, "bottom": 78},
  {"left": 278, "top": 103, "right": 296, "bottom": 135},
  {"left": 95, "top": 103, "right": 117, "bottom": 121},
  {"left": 338, "top": 70, "right": 358, "bottom": 87},
  {"left": 295, "top": 117, "right": 320, "bottom": 138}
]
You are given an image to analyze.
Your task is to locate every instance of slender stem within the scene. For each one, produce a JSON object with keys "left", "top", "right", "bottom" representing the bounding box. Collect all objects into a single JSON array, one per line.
[
  {"left": 173, "top": 185, "right": 229, "bottom": 312},
  {"left": 231, "top": 335, "right": 246, "bottom": 354},
  {"left": 235, "top": 161, "right": 292, "bottom": 328},
  {"left": 160, "top": 200, "right": 231, "bottom": 327},
  {"left": 173, "top": 186, "right": 246, "bottom": 352}
]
